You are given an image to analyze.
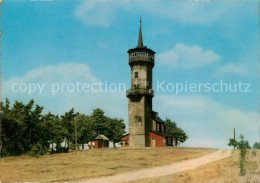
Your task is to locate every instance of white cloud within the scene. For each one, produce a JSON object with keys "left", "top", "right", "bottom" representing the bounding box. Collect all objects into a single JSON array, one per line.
[
  {"left": 157, "top": 43, "right": 221, "bottom": 69},
  {"left": 142, "top": 2, "right": 229, "bottom": 26},
  {"left": 3, "top": 63, "right": 258, "bottom": 148},
  {"left": 74, "top": 1, "right": 241, "bottom": 27},
  {"left": 3, "top": 62, "right": 128, "bottom": 122},
  {"left": 5, "top": 62, "right": 99, "bottom": 84},
  {"left": 74, "top": 0, "right": 123, "bottom": 27},
  {"left": 75, "top": 1, "right": 111, "bottom": 27},
  {"left": 154, "top": 94, "right": 258, "bottom": 148},
  {"left": 213, "top": 63, "right": 247, "bottom": 77}
]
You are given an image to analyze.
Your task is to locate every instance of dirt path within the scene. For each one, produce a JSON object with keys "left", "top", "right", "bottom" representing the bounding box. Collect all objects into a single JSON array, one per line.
[{"left": 82, "top": 149, "right": 231, "bottom": 183}]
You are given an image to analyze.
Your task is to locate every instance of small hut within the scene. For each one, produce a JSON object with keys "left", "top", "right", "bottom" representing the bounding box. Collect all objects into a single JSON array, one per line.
[{"left": 88, "top": 134, "right": 109, "bottom": 149}]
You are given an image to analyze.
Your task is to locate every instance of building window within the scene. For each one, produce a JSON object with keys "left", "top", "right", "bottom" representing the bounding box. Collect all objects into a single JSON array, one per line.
[
  {"left": 156, "top": 123, "right": 159, "bottom": 132},
  {"left": 155, "top": 112, "right": 158, "bottom": 118},
  {"left": 161, "top": 124, "right": 164, "bottom": 133},
  {"left": 135, "top": 72, "right": 138, "bottom": 78}
]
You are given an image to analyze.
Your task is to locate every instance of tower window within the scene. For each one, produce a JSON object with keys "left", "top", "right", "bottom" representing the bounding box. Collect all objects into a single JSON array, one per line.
[
  {"left": 134, "top": 109, "right": 139, "bottom": 114},
  {"left": 135, "top": 72, "right": 138, "bottom": 78},
  {"left": 134, "top": 116, "right": 142, "bottom": 122}
]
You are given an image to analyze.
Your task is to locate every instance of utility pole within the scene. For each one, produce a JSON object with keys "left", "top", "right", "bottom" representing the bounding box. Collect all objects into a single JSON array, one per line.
[
  {"left": 74, "top": 117, "right": 78, "bottom": 151},
  {"left": 234, "top": 128, "right": 236, "bottom": 140},
  {"left": 234, "top": 128, "right": 236, "bottom": 149}
]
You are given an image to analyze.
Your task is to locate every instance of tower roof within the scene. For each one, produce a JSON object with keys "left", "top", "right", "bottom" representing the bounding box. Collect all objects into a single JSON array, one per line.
[
  {"left": 127, "top": 18, "right": 155, "bottom": 54},
  {"left": 137, "top": 18, "right": 144, "bottom": 48}
]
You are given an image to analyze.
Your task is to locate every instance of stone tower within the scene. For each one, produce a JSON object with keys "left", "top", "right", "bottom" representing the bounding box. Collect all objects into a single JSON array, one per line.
[{"left": 126, "top": 19, "right": 155, "bottom": 147}]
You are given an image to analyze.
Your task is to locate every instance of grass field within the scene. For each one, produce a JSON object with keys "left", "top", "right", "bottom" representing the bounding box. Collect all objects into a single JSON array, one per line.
[
  {"left": 0, "top": 147, "right": 215, "bottom": 182},
  {"left": 130, "top": 149, "right": 260, "bottom": 183}
]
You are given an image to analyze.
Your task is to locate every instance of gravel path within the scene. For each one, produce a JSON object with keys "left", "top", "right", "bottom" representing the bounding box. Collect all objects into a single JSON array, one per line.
[{"left": 82, "top": 149, "right": 232, "bottom": 183}]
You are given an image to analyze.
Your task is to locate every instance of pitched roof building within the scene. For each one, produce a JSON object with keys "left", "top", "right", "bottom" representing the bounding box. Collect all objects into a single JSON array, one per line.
[{"left": 89, "top": 134, "right": 109, "bottom": 149}]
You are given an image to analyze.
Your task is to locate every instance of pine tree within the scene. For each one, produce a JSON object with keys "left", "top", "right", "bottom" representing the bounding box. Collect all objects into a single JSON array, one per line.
[{"left": 165, "top": 118, "right": 188, "bottom": 146}]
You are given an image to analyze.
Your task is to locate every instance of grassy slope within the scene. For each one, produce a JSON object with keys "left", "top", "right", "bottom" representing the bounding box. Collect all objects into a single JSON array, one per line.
[
  {"left": 131, "top": 149, "right": 260, "bottom": 183},
  {"left": 0, "top": 147, "right": 215, "bottom": 182}
]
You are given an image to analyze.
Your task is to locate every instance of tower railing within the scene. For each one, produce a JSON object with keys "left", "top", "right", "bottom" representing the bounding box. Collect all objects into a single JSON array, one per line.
[
  {"left": 129, "top": 56, "right": 154, "bottom": 64},
  {"left": 126, "top": 88, "right": 154, "bottom": 97}
]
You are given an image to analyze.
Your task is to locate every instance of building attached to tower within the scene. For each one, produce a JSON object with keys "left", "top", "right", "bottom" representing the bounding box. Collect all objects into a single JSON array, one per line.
[{"left": 121, "top": 21, "right": 174, "bottom": 148}]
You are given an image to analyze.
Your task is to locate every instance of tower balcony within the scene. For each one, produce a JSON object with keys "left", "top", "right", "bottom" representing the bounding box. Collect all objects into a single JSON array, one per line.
[
  {"left": 129, "top": 56, "right": 154, "bottom": 66},
  {"left": 126, "top": 88, "right": 154, "bottom": 97}
]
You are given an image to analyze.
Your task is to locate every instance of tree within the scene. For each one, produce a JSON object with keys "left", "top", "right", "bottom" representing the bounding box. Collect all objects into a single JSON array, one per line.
[
  {"left": 2, "top": 100, "right": 30, "bottom": 156},
  {"left": 165, "top": 118, "right": 188, "bottom": 146},
  {"left": 106, "top": 117, "right": 126, "bottom": 147},
  {"left": 29, "top": 103, "right": 47, "bottom": 151},
  {"left": 253, "top": 142, "right": 260, "bottom": 149},
  {"left": 228, "top": 138, "right": 238, "bottom": 149},
  {"left": 0, "top": 98, "right": 11, "bottom": 157},
  {"left": 0, "top": 110, "right": 2, "bottom": 158},
  {"left": 0, "top": 98, "right": 9, "bottom": 157},
  {"left": 0, "top": 98, "right": 127, "bottom": 157},
  {"left": 43, "top": 112, "right": 64, "bottom": 153},
  {"left": 76, "top": 114, "right": 96, "bottom": 149},
  {"left": 237, "top": 134, "right": 251, "bottom": 176},
  {"left": 1, "top": 108, "right": 21, "bottom": 156},
  {"left": 61, "top": 108, "right": 77, "bottom": 150},
  {"left": 91, "top": 108, "right": 107, "bottom": 135},
  {"left": 1, "top": 99, "right": 48, "bottom": 157}
]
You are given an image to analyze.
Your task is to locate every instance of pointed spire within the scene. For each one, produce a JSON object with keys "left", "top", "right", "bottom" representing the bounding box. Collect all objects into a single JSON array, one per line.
[{"left": 137, "top": 17, "right": 143, "bottom": 48}]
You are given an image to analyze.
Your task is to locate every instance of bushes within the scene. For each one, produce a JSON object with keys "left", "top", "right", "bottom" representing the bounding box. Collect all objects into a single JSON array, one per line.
[
  {"left": 237, "top": 134, "right": 250, "bottom": 176},
  {"left": 253, "top": 142, "right": 260, "bottom": 149},
  {"left": 1, "top": 99, "right": 126, "bottom": 158},
  {"left": 27, "top": 143, "right": 47, "bottom": 157},
  {"left": 228, "top": 134, "right": 251, "bottom": 176}
]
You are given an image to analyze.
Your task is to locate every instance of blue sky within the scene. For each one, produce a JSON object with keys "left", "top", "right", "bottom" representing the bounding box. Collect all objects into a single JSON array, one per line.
[{"left": 2, "top": 0, "right": 259, "bottom": 148}]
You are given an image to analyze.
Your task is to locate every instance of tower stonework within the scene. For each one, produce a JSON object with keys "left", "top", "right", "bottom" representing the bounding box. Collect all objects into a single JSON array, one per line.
[{"left": 126, "top": 20, "right": 155, "bottom": 147}]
